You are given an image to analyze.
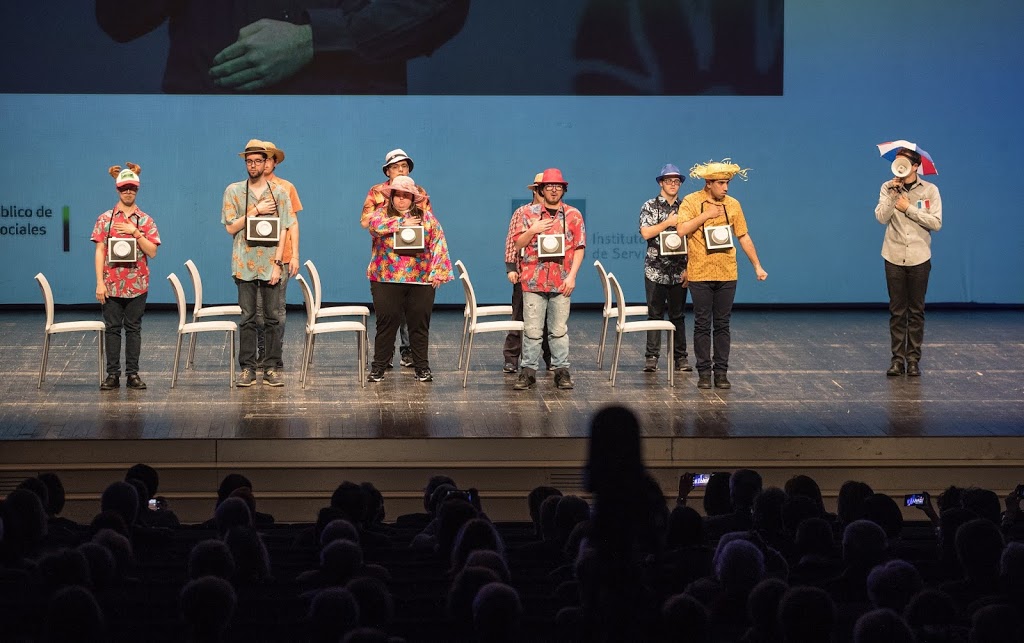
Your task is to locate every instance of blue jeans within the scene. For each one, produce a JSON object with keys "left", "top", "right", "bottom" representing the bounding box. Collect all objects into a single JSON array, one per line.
[
  {"left": 689, "top": 280, "right": 736, "bottom": 374},
  {"left": 522, "top": 291, "right": 570, "bottom": 370},
  {"left": 236, "top": 278, "right": 286, "bottom": 371},
  {"left": 102, "top": 292, "right": 147, "bottom": 376}
]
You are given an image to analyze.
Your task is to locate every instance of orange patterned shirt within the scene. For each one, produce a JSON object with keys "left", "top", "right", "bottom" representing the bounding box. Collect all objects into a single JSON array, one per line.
[{"left": 677, "top": 190, "right": 749, "bottom": 282}]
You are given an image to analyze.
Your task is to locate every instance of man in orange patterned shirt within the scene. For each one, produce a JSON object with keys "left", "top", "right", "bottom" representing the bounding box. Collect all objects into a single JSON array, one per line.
[{"left": 677, "top": 160, "right": 767, "bottom": 390}]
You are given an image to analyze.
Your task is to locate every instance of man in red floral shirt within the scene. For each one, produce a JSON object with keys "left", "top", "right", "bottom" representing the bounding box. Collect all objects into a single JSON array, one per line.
[{"left": 91, "top": 163, "right": 161, "bottom": 390}]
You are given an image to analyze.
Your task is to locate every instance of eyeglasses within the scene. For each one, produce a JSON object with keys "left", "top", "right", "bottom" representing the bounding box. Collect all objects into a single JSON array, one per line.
[
  {"left": 661, "top": 179, "right": 682, "bottom": 186},
  {"left": 542, "top": 184, "right": 565, "bottom": 191},
  {"left": 245, "top": 158, "right": 266, "bottom": 166},
  {"left": 117, "top": 186, "right": 138, "bottom": 192}
]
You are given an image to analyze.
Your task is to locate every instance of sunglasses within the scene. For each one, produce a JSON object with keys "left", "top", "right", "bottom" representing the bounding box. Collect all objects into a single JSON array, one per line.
[{"left": 117, "top": 185, "right": 138, "bottom": 192}]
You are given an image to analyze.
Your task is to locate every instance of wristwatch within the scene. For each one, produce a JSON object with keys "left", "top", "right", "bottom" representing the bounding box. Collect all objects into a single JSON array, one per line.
[{"left": 273, "top": 259, "right": 284, "bottom": 267}]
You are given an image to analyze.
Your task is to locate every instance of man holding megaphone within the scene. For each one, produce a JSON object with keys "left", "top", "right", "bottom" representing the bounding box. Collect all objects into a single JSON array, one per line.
[{"left": 874, "top": 147, "right": 943, "bottom": 377}]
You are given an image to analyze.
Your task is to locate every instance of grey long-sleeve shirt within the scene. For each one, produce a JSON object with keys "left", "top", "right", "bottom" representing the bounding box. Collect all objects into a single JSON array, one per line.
[{"left": 874, "top": 178, "right": 942, "bottom": 266}]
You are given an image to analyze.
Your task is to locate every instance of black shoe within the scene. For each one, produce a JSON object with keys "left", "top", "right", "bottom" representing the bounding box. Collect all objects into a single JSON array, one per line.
[
  {"left": 697, "top": 373, "right": 713, "bottom": 389},
  {"left": 125, "top": 374, "right": 147, "bottom": 390},
  {"left": 513, "top": 368, "right": 536, "bottom": 390},
  {"left": 237, "top": 368, "right": 257, "bottom": 387},
  {"left": 415, "top": 367, "right": 433, "bottom": 382},
  {"left": 886, "top": 360, "right": 905, "bottom": 376},
  {"left": 400, "top": 353, "right": 414, "bottom": 368},
  {"left": 643, "top": 356, "right": 658, "bottom": 372},
  {"left": 100, "top": 375, "right": 119, "bottom": 391},
  {"left": 906, "top": 361, "right": 921, "bottom": 377},
  {"left": 367, "top": 366, "right": 386, "bottom": 382},
  {"left": 675, "top": 358, "right": 693, "bottom": 372},
  {"left": 503, "top": 362, "right": 517, "bottom": 374},
  {"left": 714, "top": 373, "right": 731, "bottom": 389},
  {"left": 554, "top": 368, "right": 575, "bottom": 389}
]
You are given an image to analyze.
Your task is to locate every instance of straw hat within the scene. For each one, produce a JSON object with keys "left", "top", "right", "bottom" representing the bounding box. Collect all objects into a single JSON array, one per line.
[
  {"left": 689, "top": 159, "right": 750, "bottom": 181},
  {"left": 380, "top": 175, "right": 426, "bottom": 204}
]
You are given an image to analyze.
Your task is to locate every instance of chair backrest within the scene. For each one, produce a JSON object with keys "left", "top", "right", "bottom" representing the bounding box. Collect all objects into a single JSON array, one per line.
[
  {"left": 303, "top": 259, "right": 324, "bottom": 312},
  {"left": 454, "top": 259, "right": 467, "bottom": 278},
  {"left": 295, "top": 275, "right": 317, "bottom": 328},
  {"left": 458, "top": 274, "right": 479, "bottom": 326},
  {"left": 167, "top": 273, "right": 188, "bottom": 332},
  {"left": 34, "top": 273, "right": 55, "bottom": 330},
  {"left": 607, "top": 273, "right": 628, "bottom": 327},
  {"left": 183, "top": 260, "right": 205, "bottom": 313},
  {"left": 594, "top": 260, "right": 612, "bottom": 316}
]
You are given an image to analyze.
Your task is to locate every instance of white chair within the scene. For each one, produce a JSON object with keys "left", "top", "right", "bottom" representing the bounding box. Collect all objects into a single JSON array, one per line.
[
  {"left": 453, "top": 260, "right": 514, "bottom": 368},
  {"left": 607, "top": 273, "right": 674, "bottom": 388},
  {"left": 459, "top": 274, "right": 524, "bottom": 388},
  {"left": 34, "top": 273, "right": 105, "bottom": 389},
  {"left": 303, "top": 259, "right": 370, "bottom": 365},
  {"left": 168, "top": 273, "right": 237, "bottom": 388},
  {"left": 296, "top": 274, "right": 366, "bottom": 388},
  {"left": 183, "top": 259, "right": 241, "bottom": 369},
  {"left": 594, "top": 260, "right": 648, "bottom": 369}
]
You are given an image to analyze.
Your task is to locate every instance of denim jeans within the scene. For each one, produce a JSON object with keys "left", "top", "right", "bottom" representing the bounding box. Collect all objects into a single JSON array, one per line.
[
  {"left": 255, "top": 272, "right": 288, "bottom": 369},
  {"left": 237, "top": 278, "right": 286, "bottom": 371},
  {"left": 644, "top": 277, "right": 688, "bottom": 360},
  {"left": 884, "top": 259, "right": 931, "bottom": 362},
  {"left": 689, "top": 280, "right": 737, "bottom": 374},
  {"left": 522, "top": 291, "right": 570, "bottom": 370},
  {"left": 504, "top": 281, "right": 550, "bottom": 365},
  {"left": 102, "top": 292, "right": 147, "bottom": 376}
]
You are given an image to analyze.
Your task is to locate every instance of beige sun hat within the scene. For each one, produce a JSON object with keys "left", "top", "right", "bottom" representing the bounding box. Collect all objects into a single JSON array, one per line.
[
  {"left": 237, "top": 139, "right": 269, "bottom": 157},
  {"left": 262, "top": 141, "right": 285, "bottom": 164},
  {"left": 689, "top": 159, "right": 751, "bottom": 181}
]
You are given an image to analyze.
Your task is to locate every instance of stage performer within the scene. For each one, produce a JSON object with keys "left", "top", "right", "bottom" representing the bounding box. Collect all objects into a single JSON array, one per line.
[
  {"left": 92, "top": 163, "right": 161, "bottom": 391},
  {"left": 254, "top": 140, "right": 302, "bottom": 372},
  {"left": 362, "top": 148, "right": 431, "bottom": 369},
  {"left": 874, "top": 148, "right": 942, "bottom": 377},
  {"left": 512, "top": 168, "right": 586, "bottom": 391},
  {"left": 638, "top": 163, "right": 692, "bottom": 373},
  {"left": 365, "top": 175, "right": 452, "bottom": 384},
  {"left": 502, "top": 172, "right": 550, "bottom": 374},
  {"left": 221, "top": 139, "right": 295, "bottom": 387},
  {"left": 676, "top": 159, "right": 767, "bottom": 390}
]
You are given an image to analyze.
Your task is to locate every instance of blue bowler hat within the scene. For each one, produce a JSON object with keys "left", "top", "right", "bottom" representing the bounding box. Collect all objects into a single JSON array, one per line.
[{"left": 657, "top": 163, "right": 684, "bottom": 183}]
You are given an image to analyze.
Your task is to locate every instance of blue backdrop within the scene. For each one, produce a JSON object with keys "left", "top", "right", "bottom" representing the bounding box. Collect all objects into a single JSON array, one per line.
[{"left": 1, "top": 0, "right": 1022, "bottom": 306}]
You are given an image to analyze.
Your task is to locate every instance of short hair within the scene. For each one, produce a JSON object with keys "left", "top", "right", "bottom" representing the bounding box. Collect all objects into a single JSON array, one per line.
[
  {"left": 955, "top": 518, "right": 1004, "bottom": 577},
  {"left": 451, "top": 518, "right": 504, "bottom": 572},
  {"left": 77, "top": 542, "right": 116, "bottom": 590},
  {"left": 795, "top": 517, "right": 835, "bottom": 558},
  {"left": 554, "top": 495, "right": 590, "bottom": 541},
  {"left": 423, "top": 475, "right": 457, "bottom": 511},
  {"left": 217, "top": 473, "right": 254, "bottom": 503},
  {"left": 93, "top": 528, "right": 135, "bottom": 579},
  {"left": 45, "top": 585, "right": 107, "bottom": 642},
  {"left": 661, "top": 593, "right": 710, "bottom": 643},
  {"left": 320, "top": 518, "right": 361, "bottom": 548},
  {"left": 100, "top": 481, "right": 139, "bottom": 527},
  {"left": 448, "top": 565, "right": 502, "bottom": 623},
  {"left": 331, "top": 481, "right": 368, "bottom": 523},
  {"left": 465, "top": 549, "right": 511, "bottom": 583},
  {"left": 309, "top": 587, "right": 360, "bottom": 643},
  {"left": 969, "top": 604, "right": 1020, "bottom": 643},
  {"left": 179, "top": 576, "right": 237, "bottom": 638},
  {"left": 729, "top": 469, "right": 763, "bottom": 509},
  {"left": 960, "top": 488, "right": 1002, "bottom": 526},
  {"left": 896, "top": 148, "right": 922, "bottom": 166},
  {"left": 321, "top": 539, "right": 364, "bottom": 583},
  {"left": 346, "top": 576, "right": 394, "bottom": 629},
  {"left": 4, "top": 488, "right": 48, "bottom": 547},
  {"left": 753, "top": 487, "right": 786, "bottom": 532},
  {"left": 837, "top": 480, "right": 874, "bottom": 525},
  {"left": 863, "top": 493, "right": 904, "bottom": 540},
  {"left": 188, "top": 539, "right": 235, "bottom": 581},
  {"left": 17, "top": 477, "right": 50, "bottom": 510},
  {"left": 224, "top": 525, "right": 272, "bottom": 582},
  {"left": 866, "top": 560, "right": 923, "bottom": 612},
  {"left": 528, "top": 486, "right": 562, "bottom": 530},
  {"left": 747, "top": 578, "right": 788, "bottom": 635},
  {"left": 904, "top": 588, "right": 957, "bottom": 629},
  {"left": 472, "top": 582, "right": 522, "bottom": 643},
  {"left": 782, "top": 494, "right": 821, "bottom": 534},
  {"left": 35, "top": 547, "right": 92, "bottom": 594},
  {"left": 715, "top": 539, "right": 765, "bottom": 596},
  {"left": 37, "top": 472, "right": 67, "bottom": 516},
  {"left": 703, "top": 472, "right": 733, "bottom": 516},
  {"left": 778, "top": 586, "right": 836, "bottom": 643},
  {"left": 842, "top": 519, "right": 888, "bottom": 566},
  {"left": 214, "top": 496, "right": 253, "bottom": 536},
  {"left": 667, "top": 505, "right": 704, "bottom": 548},
  {"left": 785, "top": 475, "right": 826, "bottom": 513},
  {"left": 538, "top": 494, "right": 561, "bottom": 541},
  {"left": 436, "top": 499, "right": 479, "bottom": 561},
  {"left": 853, "top": 608, "right": 913, "bottom": 643},
  {"left": 125, "top": 463, "right": 159, "bottom": 498}
]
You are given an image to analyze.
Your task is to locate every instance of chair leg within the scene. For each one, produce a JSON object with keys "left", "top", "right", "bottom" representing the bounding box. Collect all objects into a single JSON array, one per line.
[
  {"left": 610, "top": 331, "right": 624, "bottom": 386},
  {"left": 598, "top": 316, "right": 610, "bottom": 369},
  {"left": 171, "top": 333, "right": 184, "bottom": 388},
  {"left": 358, "top": 330, "right": 366, "bottom": 388},
  {"left": 457, "top": 315, "right": 469, "bottom": 369},
  {"left": 668, "top": 331, "right": 675, "bottom": 388},
  {"left": 301, "top": 333, "right": 313, "bottom": 389},
  {"left": 186, "top": 333, "right": 197, "bottom": 369},
  {"left": 308, "top": 335, "right": 316, "bottom": 365},
  {"left": 228, "top": 331, "right": 235, "bottom": 387},
  {"left": 38, "top": 334, "right": 50, "bottom": 388},
  {"left": 462, "top": 332, "right": 476, "bottom": 388}
]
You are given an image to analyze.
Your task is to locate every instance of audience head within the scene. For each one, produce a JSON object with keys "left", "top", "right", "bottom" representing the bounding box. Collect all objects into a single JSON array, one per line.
[
  {"left": 702, "top": 472, "right": 732, "bottom": 516},
  {"left": 842, "top": 519, "right": 888, "bottom": 567},
  {"left": 564, "top": 520, "right": 592, "bottom": 562},
  {"left": 554, "top": 495, "right": 590, "bottom": 542},
  {"left": 17, "top": 476, "right": 50, "bottom": 510},
  {"left": 666, "top": 505, "right": 704, "bottom": 548},
  {"left": 961, "top": 488, "right": 1002, "bottom": 526},
  {"left": 853, "top": 608, "right": 914, "bottom": 643},
  {"left": 360, "top": 482, "right": 385, "bottom": 524},
  {"left": 866, "top": 559, "right": 923, "bottom": 612},
  {"left": 224, "top": 525, "right": 271, "bottom": 583},
  {"left": 346, "top": 576, "right": 394, "bottom": 630},
  {"left": 936, "top": 485, "right": 965, "bottom": 513},
  {"left": 904, "top": 588, "right": 958, "bottom": 629},
  {"left": 538, "top": 494, "right": 561, "bottom": 541},
  {"left": 955, "top": 518, "right": 1004, "bottom": 580},
  {"left": 661, "top": 593, "right": 710, "bottom": 643},
  {"left": 35, "top": 547, "right": 92, "bottom": 595},
  {"left": 214, "top": 496, "right": 253, "bottom": 537},
  {"left": 228, "top": 487, "right": 257, "bottom": 522},
  {"left": 188, "top": 539, "right": 235, "bottom": 581},
  {"left": 435, "top": 499, "right": 478, "bottom": 561},
  {"left": 938, "top": 507, "right": 977, "bottom": 562},
  {"left": 746, "top": 578, "right": 788, "bottom": 638},
  {"left": 753, "top": 486, "right": 786, "bottom": 532},
  {"left": 837, "top": 480, "right": 874, "bottom": 525},
  {"left": 715, "top": 538, "right": 765, "bottom": 597},
  {"left": 450, "top": 518, "right": 504, "bottom": 572},
  {"left": 969, "top": 604, "right": 1021, "bottom": 643},
  {"left": 179, "top": 576, "right": 237, "bottom": 641},
  {"left": 527, "top": 486, "right": 562, "bottom": 536},
  {"left": 584, "top": 405, "right": 644, "bottom": 494},
  {"left": 320, "top": 518, "right": 361, "bottom": 548},
  {"left": 1000, "top": 541, "right": 1024, "bottom": 595},
  {"left": 473, "top": 582, "right": 522, "bottom": 643},
  {"left": 783, "top": 494, "right": 821, "bottom": 535},
  {"left": 785, "top": 474, "right": 827, "bottom": 514},
  {"left": 88, "top": 510, "right": 129, "bottom": 540},
  {"left": 2, "top": 488, "right": 48, "bottom": 555},
  {"left": 465, "top": 549, "right": 511, "bottom": 583},
  {"left": 864, "top": 493, "right": 905, "bottom": 540},
  {"left": 77, "top": 541, "right": 116, "bottom": 590},
  {"left": 44, "top": 585, "right": 107, "bottom": 643},
  {"left": 729, "top": 469, "right": 763, "bottom": 511},
  {"left": 216, "top": 473, "right": 253, "bottom": 504},
  {"left": 308, "top": 587, "right": 360, "bottom": 643},
  {"left": 37, "top": 472, "right": 67, "bottom": 517},
  {"left": 448, "top": 565, "right": 501, "bottom": 624},
  {"left": 321, "top": 539, "right": 364, "bottom": 583},
  {"left": 100, "top": 481, "right": 139, "bottom": 527},
  {"left": 423, "top": 475, "right": 457, "bottom": 512},
  {"left": 125, "top": 478, "right": 150, "bottom": 516},
  {"left": 426, "top": 483, "right": 458, "bottom": 517},
  {"left": 93, "top": 528, "right": 134, "bottom": 580},
  {"left": 778, "top": 586, "right": 836, "bottom": 643},
  {"left": 125, "top": 463, "right": 159, "bottom": 499},
  {"left": 332, "top": 482, "right": 369, "bottom": 525}
]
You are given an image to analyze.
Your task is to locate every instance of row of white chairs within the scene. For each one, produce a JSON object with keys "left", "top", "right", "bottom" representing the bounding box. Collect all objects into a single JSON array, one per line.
[{"left": 35, "top": 259, "right": 673, "bottom": 389}]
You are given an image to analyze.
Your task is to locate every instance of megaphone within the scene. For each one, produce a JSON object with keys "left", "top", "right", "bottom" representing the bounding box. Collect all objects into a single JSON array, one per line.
[{"left": 891, "top": 156, "right": 913, "bottom": 178}]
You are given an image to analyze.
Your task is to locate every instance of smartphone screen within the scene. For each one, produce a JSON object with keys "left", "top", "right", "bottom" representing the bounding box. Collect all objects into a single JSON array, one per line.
[
  {"left": 904, "top": 493, "right": 925, "bottom": 507},
  {"left": 693, "top": 473, "right": 711, "bottom": 487}
]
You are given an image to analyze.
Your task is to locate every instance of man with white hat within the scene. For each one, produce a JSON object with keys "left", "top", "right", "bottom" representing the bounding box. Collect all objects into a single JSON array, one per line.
[
  {"left": 512, "top": 168, "right": 586, "bottom": 391},
  {"left": 676, "top": 160, "right": 767, "bottom": 390},
  {"left": 361, "top": 148, "right": 431, "bottom": 368},
  {"left": 91, "top": 163, "right": 161, "bottom": 391},
  {"left": 638, "top": 163, "right": 692, "bottom": 374},
  {"left": 222, "top": 139, "right": 296, "bottom": 387}
]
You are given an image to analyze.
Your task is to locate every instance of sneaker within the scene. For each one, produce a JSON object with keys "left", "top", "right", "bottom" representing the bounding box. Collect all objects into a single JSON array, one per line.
[
  {"left": 554, "top": 368, "right": 575, "bottom": 390},
  {"left": 513, "top": 368, "right": 537, "bottom": 390},
  {"left": 126, "top": 374, "right": 147, "bottom": 390},
  {"left": 414, "top": 367, "right": 433, "bottom": 382},
  {"left": 400, "top": 352, "right": 414, "bottom": 368},
  {"left": 100, "top": 374, "right": 119, "bottom": 391},
  {"left": 367, "top": 366, "right": 386, "bottom": 383},
  {"left": 502, "top": 362, "right": 518, "bottom": 374},
  {"left": 386, "top": 361, "right": 394, "bottom": 370},
  {"left": 546, "top": 363, "right": 555, "bottom": 371},
  {"left": 714, "top": 373, "right": 731, "bottom": 389},
  {"left": 697, "top": 373, "right": 713, "bottom": 389},
  {"left": 674, "top": 358, "right": 693, "bottom": 372},
  {"left": 263, "top": 368, "right": 284, "bottom": 387},
  {"left": 237, "top": 369, "right": 257, "bottom": 387},
  {"left": 643, "top": 356, "right": 658, "bottom": 372}
]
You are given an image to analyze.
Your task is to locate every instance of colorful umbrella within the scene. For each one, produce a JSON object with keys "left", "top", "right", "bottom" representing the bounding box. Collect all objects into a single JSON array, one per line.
[{"left": 877, "top": 140, "right": 938, "bottom": 175}]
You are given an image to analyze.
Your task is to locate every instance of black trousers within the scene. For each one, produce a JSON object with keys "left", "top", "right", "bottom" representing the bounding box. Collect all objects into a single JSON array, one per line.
[
  {"left": 370, "top": 281, "right": 435, "bottom": 370},
  {"left": 644, "top": 277, "right": 688, "bottom": 360},
  {"left": 689, "top": 280, "right": 736, "bottom": 375},
  {"left": 503, "top": 281, "right": 550, "bottom": 365},
  {"left": 884, "top": 259, "right": 931, "bottom": 363},
  {"left": 102, "top": 292, "right": 147, "bottom": 376}
]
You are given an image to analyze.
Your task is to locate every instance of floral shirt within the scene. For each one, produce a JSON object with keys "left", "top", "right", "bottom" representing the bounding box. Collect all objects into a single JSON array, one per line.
[
  {"left": 639, "top": 195, "right": 688, "bottom": 285},
  {"left": 514, "top": 202, "right": 586, "bottom": 293},
  {"left": 90, "top": 206, "right": 161, "bottom": 298},
  {"left": 221, "top": 180, "right": 294, "bottom": 281},
  {"left": 361, "top": 180, "right": 431, "bottom": 228},
  {"left": 270, "top": 177, "right": 303, "bottom": 264},
  {"left": 366, "top": 207, "right": 453, "bottom": 285}
]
